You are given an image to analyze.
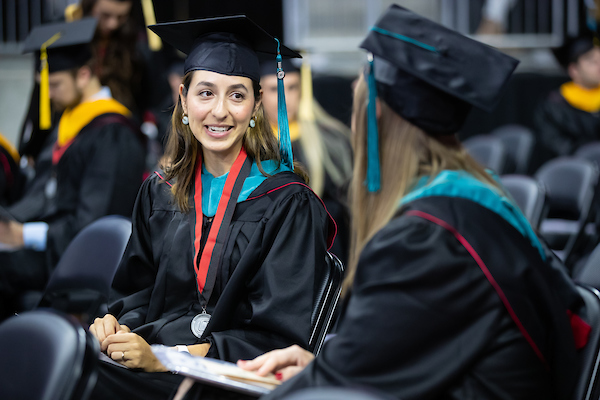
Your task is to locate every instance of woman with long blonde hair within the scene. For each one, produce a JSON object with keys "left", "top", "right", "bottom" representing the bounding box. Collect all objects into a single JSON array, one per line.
[{"left": 239, "top": 5, "right": 587, "bottom": 399}]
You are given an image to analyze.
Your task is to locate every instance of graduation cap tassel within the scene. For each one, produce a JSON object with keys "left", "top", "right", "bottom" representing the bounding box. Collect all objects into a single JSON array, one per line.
[
  {"left": 141, "top": 0, "right": 162, "bottom": 51},
  {"left": 39, "top": 32, "right": 62, "bottom": 130},
  {"left": 275, "top": 38, "right": 294, "bottom": 169},
  {"left": 298, "top": 52, "right": 315, "bottom": 122},
  {"left": 366, "top": 53, "right": 381, "bottom": 192}
]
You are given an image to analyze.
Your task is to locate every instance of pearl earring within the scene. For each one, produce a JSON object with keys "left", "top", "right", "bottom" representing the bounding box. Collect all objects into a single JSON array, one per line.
[
  {"left": 182, "top": 114, "right": 189, "bottom": 125},
  {"left": 249, "top": 118, "right": 256, "bottom": 128}
]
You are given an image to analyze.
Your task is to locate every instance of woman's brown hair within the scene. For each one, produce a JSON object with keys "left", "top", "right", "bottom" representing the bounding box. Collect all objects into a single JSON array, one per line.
[
  {"left": 161, "top": 71, "right": 306, "bottom": 212},
  {"left": 344, "top": 74, "right": 503, "bottom": 292}
]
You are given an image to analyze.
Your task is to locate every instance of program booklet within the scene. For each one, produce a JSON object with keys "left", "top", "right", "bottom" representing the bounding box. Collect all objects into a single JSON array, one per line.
[{"left": 152, "top": 345, "right": 281, "bottom": 396}]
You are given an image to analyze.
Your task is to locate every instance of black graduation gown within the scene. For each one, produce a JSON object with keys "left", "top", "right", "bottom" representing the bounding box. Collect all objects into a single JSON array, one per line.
[
  {"left": 534, "top": 90, "right": 600, "bottom": 163},
  {"left": 0, "top": 113, "right": 146, "bottom": 313},
  {"left": 265, "top": 196, "right": 582, "bottom": 400},
  {"left": 0, "top": 143, "right": 24, "bottom": 206},
  {"left": 91, "top": 169, "right": 333, "bottom": 399}
]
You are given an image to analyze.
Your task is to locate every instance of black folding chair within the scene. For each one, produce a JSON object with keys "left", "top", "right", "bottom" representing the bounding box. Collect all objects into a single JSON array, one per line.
[
  {"left": 463, "top": 134, "right": 508, "bottom": 174},
  {"left": 572, "top": 285, "right": 600, "bottom": 400},
  {"left": 535, "top": 157, "right": 599, "bottom": 267},
  {"left": 309, "top": 252, "right": 344, "bottom": 356},
  {"left": 36, "top": 215, "right": 132, "bottom": 323},
  {"left": 491, "top": 124, "right": 535, "bottom": 174},
  {"left": 0, "top": 309, "right": 99, "bottom": 400},
  {"left": 282, "top": 387, "right": 395, "bottom": 400},
  {"left": 575, "top": 242, "right": 600, "bottom": 290},
  {"left": 500, "top": 174, "right": 547, "bottom": 230}
]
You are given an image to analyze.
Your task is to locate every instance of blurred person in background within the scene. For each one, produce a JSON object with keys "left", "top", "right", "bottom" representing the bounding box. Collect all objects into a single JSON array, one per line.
[
  {"left": 0, "top": 133, "right": 25, "bottom": 207},
  {"left": 0, "top": 19, "right": 146, "bottom": 320},
  {"left": 18, "top": 0, "right": 168, "bottom": 172},
  {"left": 260, "top": 57, "right": 353, "bottom": 264},
  {"left": 534, "top": 33, "right": 600, "bottom": 162}
]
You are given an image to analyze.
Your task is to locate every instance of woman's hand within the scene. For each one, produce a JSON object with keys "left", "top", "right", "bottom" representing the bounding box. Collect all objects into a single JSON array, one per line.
[
  {"left": 187, "top": 343, "right": 211, "bottom": 357},
  {"left": 237, "top": 344, "right": 314, "bottom": 382},
  {"left": 104, "top": 331, "right": 167, "bottom": 372},
  {"left": 0, "top": 220, "right": 24, "bottom": 248},
  {"left": 89, "top": 314, "right": 130, "bottom": 351}
]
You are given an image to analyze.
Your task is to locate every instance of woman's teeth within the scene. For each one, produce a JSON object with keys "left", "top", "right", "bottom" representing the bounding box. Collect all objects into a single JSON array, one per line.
[{"left": 208, "top": 126, "right": 229, "bottom": 133}]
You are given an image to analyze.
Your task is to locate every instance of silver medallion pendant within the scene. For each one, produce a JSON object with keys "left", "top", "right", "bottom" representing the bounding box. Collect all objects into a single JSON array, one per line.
[{"left": 191, "top": 310, "right": 211, "bottom": 338}]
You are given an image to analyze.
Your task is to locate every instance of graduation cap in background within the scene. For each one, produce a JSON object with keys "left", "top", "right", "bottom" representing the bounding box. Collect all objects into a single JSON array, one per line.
[
  {"left": 359, "top": 4, "right": 519, "bottom": 192},
  {"left": 552, "top": 33, "right": 599, "bottom": 69},
  {"left": 22, "top": 18, "right": 97, "bottom": 130},
  {"left": 149, "top": 15, "right": 301, "bottom": 168}
]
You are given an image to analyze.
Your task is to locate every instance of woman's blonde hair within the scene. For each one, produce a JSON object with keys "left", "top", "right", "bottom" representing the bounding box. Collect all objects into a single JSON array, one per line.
[
  {"left": 298, "top": 100, "right": 353, "bottom": 196},
  {"left": 161, "top": 71, "right": 305, "bottom": 212},
  {"left": 344, "top": 74, "right": 502, "bottom": 292}
]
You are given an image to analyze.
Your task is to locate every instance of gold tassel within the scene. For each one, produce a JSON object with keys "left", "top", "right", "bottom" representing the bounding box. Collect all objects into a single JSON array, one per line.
[
  {"left": 141, "top": 0, "right": 162, "bottom": 51},
  {"left": 39, "top": 32, "right": 62, "bottom": 130},
  {"left": 64, "top": 4, "right": 83, "bottom": 22},
  {"left": 298, "top": 52, "right": 315, "bottom": 122}
]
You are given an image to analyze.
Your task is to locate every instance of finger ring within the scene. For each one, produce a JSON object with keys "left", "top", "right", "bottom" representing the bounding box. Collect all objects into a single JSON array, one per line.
[{"left": 122, "top": 352, "right": 126, "bottom": 362}]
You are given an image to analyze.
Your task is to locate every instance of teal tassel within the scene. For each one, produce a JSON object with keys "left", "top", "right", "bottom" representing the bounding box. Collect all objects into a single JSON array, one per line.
[
  {"left": 366, "top": 54, "right": 381, "bottom": 192},
  {"left": 275, "top": 38, "right": 294, "bottom": 169}
]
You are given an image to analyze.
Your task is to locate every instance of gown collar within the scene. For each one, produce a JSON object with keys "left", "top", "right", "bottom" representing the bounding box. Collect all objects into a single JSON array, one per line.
[
  {"left": 201, "top": 159, "right": 292, "bottom": 217},
  {"left": 399, "top": 169, "right": 545, "bottom": 260}
]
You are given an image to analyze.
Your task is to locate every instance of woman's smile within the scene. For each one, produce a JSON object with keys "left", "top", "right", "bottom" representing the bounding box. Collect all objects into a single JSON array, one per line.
[{"left": 205, "top": 124, "right": 233, "bottom": 138}]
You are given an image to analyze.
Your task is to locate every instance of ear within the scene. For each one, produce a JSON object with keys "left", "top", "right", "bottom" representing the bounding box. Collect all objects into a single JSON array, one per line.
[
  {"left": 76, "top": 65, "right": 92, "bottom": 88},
  {"left": 568, "top": 63, "right": 579, "bottom": 81},
  {"left": 179, "top": 84, "right": 187, "bottom": 114},
  {"left": 254, "top": 89, "right": 262, "bottom": 114}
]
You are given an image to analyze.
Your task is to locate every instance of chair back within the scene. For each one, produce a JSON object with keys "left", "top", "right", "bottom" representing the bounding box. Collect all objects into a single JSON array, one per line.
[
  {"left": 491, "top": 124, "right": 535, "bottom": 174},
  {"left": 500, "top": 174, "right": 547, "bottom": 229},
  {"left": 37, "top": 215, "right": 132, "bottom": 321},
  {"left": 283, "top": 387, "right": 395, "bottom": 400},
  {"left": 573, "top": 285, "right": 600, "bottom": 400},
  {"left": 534, "top": 157, "right": 599, "bottom": 265},
  {"left": 575, "top": 243, "right": 600, "bottom": 290},
  {"left": 309, "top": 252, "right": 344, "bottom": 356},
  {"left": 463, "top": 134, "right": 507, "bottom": 174},
  {"left": 575, "top": 142, "right": 600, "bottom": 169},
  {"left": 0, "top": 309, "right": 99, "bottom": 400}
]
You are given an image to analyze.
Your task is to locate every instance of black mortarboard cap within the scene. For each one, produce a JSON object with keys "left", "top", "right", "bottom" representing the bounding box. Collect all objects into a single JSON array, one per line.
[
  {"left": 22, "top": 18, "right": 97, "bottom": 130},
  {"left": 149, "top": 15, "right": 301, "bottom": 82},
  {"left": 22, "top": 18, "right": 97, "bottom": 73},
  {"left": 360, "top": 4, "right": 519, "bottom": 136},
  {"left": 553, "top": 34, "right": 597, "bottom": 69},
  {"left": 149, "top": 15, "right": 300, "bottom": 168}
]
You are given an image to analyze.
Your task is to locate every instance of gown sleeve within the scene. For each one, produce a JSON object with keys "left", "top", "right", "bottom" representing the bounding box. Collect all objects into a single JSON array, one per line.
[
  {"left": 206, "top": 188, "right": 330, "bottom": 362},
  {"left": 107, "top": 175, "right": 156, "bottom": 329},
  {"left": 264, "top": 214, "right": 549, "bottom": 400},
  {"left": 45, "top": 122, "right": 145, "bottom": 265}
]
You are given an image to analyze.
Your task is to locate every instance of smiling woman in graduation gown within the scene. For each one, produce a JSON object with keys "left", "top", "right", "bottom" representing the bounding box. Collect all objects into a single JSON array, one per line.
[
  {"left": 237, "top": 6, "right": 589, "bottom": 400},
  {"left": 88, "top": 15, "right": 334, "bottom": 400}
]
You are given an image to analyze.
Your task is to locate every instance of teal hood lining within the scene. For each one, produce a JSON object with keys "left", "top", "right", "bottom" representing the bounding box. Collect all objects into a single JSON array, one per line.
[
  {"left": 399, "top": 170, "right": 546, "bottom": 260},
  {"left": 201, "top": 160, "right": 292, "bottom": 217}
]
